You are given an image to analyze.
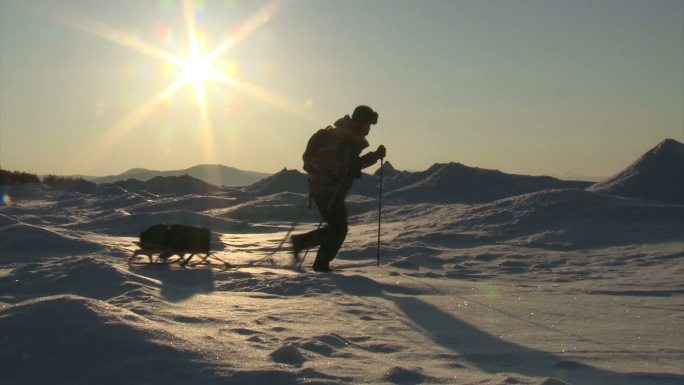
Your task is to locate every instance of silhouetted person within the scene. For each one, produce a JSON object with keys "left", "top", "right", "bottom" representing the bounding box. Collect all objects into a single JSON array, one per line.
[{"left": 291, "top": 105, "right": 386, "bottom": 272}]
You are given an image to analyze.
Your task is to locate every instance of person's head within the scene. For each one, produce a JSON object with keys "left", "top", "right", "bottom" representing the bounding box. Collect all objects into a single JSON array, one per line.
[{"left": 351, "top": 105, "right": 378, "bottom": 136}]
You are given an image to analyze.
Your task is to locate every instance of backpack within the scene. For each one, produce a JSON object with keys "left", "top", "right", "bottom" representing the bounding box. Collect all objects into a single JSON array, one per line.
[{"left": 302, "top": 127, "right": 337, "bottom": 175}]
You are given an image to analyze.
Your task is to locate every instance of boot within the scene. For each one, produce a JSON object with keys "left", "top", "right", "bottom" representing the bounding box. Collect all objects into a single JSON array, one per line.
[
  {"left": 312, "top": 259, "right": 332, "bottom": 273},
  {"left": 290, "top": 234, "right": 306, "bottom": 262}
]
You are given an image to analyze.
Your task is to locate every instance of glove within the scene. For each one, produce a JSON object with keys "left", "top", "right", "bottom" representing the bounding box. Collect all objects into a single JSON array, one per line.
[{"left": 376, "top": 145, "right": 386, "bottom": 160}]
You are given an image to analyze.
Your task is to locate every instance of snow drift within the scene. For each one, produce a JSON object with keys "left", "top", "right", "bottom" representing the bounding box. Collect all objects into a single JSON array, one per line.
[{"left": 388, "top": 188, "right": 684, "bottom": 250}]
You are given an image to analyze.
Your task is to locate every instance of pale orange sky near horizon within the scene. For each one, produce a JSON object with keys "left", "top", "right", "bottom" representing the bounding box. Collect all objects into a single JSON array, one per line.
[{"left": 1, "top": 0, "right": 682, "bottom": 180}]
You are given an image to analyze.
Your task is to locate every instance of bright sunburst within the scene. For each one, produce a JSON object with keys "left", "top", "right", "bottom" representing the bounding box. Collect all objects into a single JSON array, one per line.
[
  {"left": 179, "top": 54, "right": 218, "bottom": 85},
  {"left": 23, "top": 0, "right": 322, "bottom": 168},
  {"left": 177, "top": 52, "right": 220, "bottom": 116}
]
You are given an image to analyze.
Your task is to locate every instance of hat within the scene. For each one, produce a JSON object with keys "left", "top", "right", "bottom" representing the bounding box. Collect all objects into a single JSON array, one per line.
[{"left": 351, "top": 105, "right": 378, "bottom": 125}]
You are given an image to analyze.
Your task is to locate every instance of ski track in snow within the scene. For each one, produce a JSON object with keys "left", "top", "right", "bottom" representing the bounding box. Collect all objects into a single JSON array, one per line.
[{"left": 1, "top": 185, "right": 683, "bottom": 385}]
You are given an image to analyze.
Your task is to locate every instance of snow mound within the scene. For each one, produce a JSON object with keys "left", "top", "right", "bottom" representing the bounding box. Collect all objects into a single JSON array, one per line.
[
  {"left": 588, "top": 138, "right": 684, "bottom": 204},
  {"left": 112, "top": 175, "right": 221, "bottom": 195},
  {"left": 142, "top": 174, "right": 222, "bottom": 195},
  {"left": 48, "top": 178, "right": 98, "bottom": 194},
  {"left": 379, "top": 366, "right": 430, "bottom": 384},
  {"left": 244, "top": 168, "right": 308, "bottom": 195},
  {"left": 269, "top": 344, "right": 307, "bottom": 367},
  {"left": 0, "top": 223, "right": 103, "bottom": 260},
  {"left": 385, "top": 162, "right": 591, "bottom": 203},
  {"left": 0, "top": 295, "right": 217, "bottom": 384}
]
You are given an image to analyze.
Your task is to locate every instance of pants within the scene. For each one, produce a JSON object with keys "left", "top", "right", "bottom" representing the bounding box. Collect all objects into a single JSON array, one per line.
[{"left": 296, "top": 193, "right": 348, "bottom": 265}]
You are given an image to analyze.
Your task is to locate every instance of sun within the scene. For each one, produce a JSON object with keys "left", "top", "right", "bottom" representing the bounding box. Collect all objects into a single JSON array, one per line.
[
  {"left": 177, "top": 52, "right": 222, "bottom": 109},
  {"left": 179, "top": 53, "right": 216, "bottom": 85}
]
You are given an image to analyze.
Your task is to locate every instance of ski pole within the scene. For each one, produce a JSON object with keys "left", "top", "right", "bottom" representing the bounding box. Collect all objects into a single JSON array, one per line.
[
  {"left": 251, "top": 195, "right": 310, "bottom": 267},
  {"left": 377, "top": 158, "right": 384, "bottom": 266}
]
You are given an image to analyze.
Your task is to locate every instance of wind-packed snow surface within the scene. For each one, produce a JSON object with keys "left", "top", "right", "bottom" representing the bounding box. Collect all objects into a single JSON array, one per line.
[{"left": 1, "top": 158, "right": 683, "bottom": 384}]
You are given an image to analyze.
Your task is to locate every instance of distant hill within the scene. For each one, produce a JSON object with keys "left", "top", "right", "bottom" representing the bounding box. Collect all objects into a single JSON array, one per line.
[
  {"left": 588, "top": 138, "right": 684, "bottom": 204},
  {"left": 114, "top": 174, "right": 221, "bottom": 195},
  {"left": 93, "top": 164, "right": 271, "bottom": 187}
]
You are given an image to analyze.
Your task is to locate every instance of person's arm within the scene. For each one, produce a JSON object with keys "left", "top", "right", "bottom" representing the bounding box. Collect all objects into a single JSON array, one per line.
[{"left": 359, "top": 145, "right": 386, "bottom": 169}]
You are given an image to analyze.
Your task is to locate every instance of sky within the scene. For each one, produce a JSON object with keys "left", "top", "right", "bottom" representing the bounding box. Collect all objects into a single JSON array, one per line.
[{"left": 0, "top": 0, "right": 682, "bottom": 179}]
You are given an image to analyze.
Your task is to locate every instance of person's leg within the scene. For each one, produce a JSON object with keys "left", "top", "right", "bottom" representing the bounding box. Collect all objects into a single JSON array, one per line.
[
  {"left": 291, "top": 194, "right": 328, "bottom": 254},
  {"left": 313, "top": 195, "right": 347, "bottom": 271}
]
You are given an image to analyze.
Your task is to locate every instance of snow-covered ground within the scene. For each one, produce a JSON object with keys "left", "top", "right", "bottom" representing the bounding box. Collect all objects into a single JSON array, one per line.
[{"left": 1, "top": 182, "right": 683, "bottom": 384}]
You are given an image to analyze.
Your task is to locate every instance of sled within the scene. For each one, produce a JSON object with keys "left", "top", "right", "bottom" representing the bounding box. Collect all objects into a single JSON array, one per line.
[
  {"left": 128, "top": 224, "right": 304, "bottom": 269},
  {"left": 129, "top": 224, "right": 221, "bottom": 267}
]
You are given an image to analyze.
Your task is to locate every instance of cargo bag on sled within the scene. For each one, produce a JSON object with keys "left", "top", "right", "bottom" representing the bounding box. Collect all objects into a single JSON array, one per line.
[{"left": 130, "top": 224, "right": 212, "bottom": 266}]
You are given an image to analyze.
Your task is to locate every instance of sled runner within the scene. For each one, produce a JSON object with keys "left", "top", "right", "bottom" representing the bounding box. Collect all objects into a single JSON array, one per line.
[{"left": 129, "top": 224, "right": 219, "bottom": 267}]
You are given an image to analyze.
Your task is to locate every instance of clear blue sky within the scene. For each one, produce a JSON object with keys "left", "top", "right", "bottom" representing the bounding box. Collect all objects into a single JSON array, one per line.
[{"left": 1, "top": 0, "right": 682, "bottom": 179}]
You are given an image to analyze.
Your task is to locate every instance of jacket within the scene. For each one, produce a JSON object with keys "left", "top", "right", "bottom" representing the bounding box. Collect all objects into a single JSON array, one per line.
[{"left": 305, "top": 115, "right": 377, "bottom": 197}]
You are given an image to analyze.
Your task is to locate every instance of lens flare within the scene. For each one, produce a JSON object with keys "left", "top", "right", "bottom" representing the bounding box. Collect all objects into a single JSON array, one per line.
[
  {"left": 483, "top": 283, "right": 500, "bottom": 299},
  {"left": 155, "top": 24, "right": 175, "bottom": 46},
  {"left": 1, "top": 193, "right": 12, "bottom": 206}
]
